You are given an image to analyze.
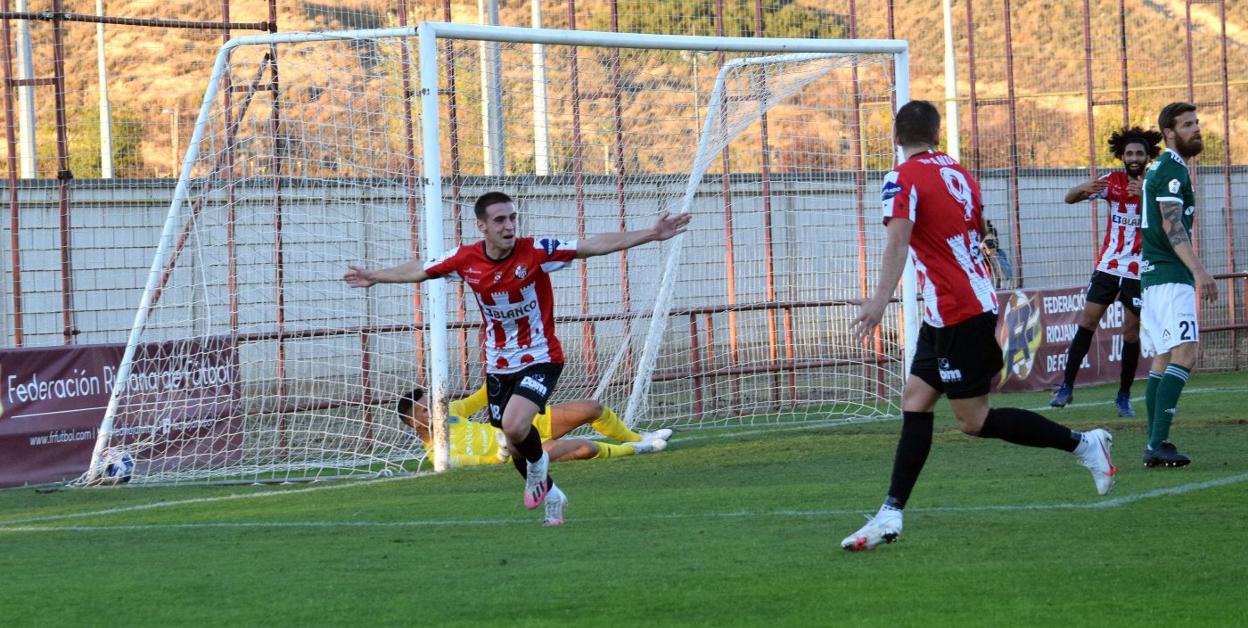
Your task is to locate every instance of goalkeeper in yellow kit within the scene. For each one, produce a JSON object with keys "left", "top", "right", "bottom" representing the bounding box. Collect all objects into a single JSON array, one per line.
[{"left": 397, "top": 386, "right": 672, "bottom": 469}]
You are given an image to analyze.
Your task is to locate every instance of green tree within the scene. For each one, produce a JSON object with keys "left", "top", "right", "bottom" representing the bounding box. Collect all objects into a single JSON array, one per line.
[
  {"left": 585, "top": 0, "right": 845, "bottom": 39},
  {"left": 36, "top": 105, "right": 146, "bottom": 178}
]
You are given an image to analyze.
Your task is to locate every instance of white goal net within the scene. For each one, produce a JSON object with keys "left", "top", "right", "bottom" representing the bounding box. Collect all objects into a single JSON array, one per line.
[{"left": 83, "top": 24, "right": 912, "bottom": 485}]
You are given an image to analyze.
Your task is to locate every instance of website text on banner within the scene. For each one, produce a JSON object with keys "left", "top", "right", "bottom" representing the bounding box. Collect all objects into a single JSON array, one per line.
[{"left": 0, "top": 339, "right": 237, "bottom": 487}]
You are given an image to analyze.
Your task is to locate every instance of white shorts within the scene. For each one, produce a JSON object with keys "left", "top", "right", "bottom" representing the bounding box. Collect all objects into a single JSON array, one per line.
[{"left": 1140, "top": 283, "right": 1199, "bottom": 355}]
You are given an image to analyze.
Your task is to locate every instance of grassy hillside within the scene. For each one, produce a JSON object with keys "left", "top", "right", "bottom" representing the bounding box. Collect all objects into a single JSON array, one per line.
[{"left": 1, "top": 0, "right": 1244, "bottom": 177}]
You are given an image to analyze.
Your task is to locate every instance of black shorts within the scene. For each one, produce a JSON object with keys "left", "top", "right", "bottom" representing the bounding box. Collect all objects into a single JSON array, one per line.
[
  {"left": 485, "top": 363, "right": 563, "bottom": 429},
  {"left": 1086, "top": 270, "right": 1141, "bottom": 314},
  {"left": 910, "top": 311, "right": 1004, "bottom": 400}
]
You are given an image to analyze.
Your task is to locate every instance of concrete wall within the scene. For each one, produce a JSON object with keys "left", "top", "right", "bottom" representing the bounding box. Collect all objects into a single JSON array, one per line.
[{"left": 1, "top": 168, "right": 1244, "bottom": 374}]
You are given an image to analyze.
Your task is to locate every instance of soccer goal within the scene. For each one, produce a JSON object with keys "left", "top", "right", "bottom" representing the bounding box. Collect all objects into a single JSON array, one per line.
[{"left": 83, "top": 22, "right": 914, "bottom": 485}]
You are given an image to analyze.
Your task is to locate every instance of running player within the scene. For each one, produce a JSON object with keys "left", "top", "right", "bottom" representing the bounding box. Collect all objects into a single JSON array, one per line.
[
  {"left": 841, "top": 100, "right": 1116, "bottom": 551},
  {"left": 345, "top": 191, "right": 689, "bottom": 525}
]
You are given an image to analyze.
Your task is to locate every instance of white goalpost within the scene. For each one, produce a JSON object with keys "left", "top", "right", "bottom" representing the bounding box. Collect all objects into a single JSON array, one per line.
[{"left": 82, "top": 22, "right": 913, "bottom": 485}]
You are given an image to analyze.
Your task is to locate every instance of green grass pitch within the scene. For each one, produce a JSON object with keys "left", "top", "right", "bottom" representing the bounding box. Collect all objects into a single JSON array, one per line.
[{"left": 3, "top": 372, "right": 1246, "bottom": 626}]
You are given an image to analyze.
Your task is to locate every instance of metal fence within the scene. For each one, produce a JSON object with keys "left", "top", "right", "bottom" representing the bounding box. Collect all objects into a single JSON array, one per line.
[{"left": 0, "top": 0, "right": 1243, "bottom": 368}]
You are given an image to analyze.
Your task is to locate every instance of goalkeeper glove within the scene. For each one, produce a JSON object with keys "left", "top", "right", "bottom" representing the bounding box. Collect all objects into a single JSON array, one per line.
[{"left": 495, "top": 431, "right": 511, "bottom": 463}]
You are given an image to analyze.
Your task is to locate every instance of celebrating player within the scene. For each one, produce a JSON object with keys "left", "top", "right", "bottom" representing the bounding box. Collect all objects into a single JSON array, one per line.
[
  {"left": 397, "top": 385, "right": 671, "bottom": 468},
  {"left": 1050, "top": 127, "right": 1163, "bottom": 415},
  {"left": 842, "top": 100, "right": 1116, "bottom": 552},
  {"left": 1138, "top": 102, "right": 1217, "bottom": 468},
  {"left": 344, "top": 191, "right": 690, "bottom": 525}
]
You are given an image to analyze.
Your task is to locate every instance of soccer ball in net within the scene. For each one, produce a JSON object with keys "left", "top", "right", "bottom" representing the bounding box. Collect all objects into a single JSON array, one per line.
[{"left": 101, "top": 449, "right": 135, "bottom": 485}]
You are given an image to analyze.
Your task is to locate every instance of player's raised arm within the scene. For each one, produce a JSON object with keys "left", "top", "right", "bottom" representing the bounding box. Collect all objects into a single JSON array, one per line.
[
  {"left": 575, "top": 211, "right": 692, "bottom": 259},
  {"left": 342, "top": 258, "right": 430, "bottom": 288},
  {"left": 1064, "top": 178, "right": 1108, "bottom": 204}
]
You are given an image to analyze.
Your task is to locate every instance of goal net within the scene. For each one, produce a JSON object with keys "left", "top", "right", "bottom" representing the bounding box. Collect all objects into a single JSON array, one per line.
[{"left": 83, "top": 24, "right": 912, "bottom": 485}]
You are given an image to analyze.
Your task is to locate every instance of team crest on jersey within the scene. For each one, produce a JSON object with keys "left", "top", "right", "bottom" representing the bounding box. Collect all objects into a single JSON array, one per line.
[
  {"left": 1168, "top": 179, "right": 1181, "bottom": 194},
  {"left": 514, "top": 265, "right": 528, "bottom": 280},
  {"left": 493, "top": 271, "right": 502, "bottom": 282}
]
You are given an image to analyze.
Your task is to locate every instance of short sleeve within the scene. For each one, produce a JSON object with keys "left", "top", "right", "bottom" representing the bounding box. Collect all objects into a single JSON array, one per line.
[
  {"left": 423, "top": 246, "right": 465, "bottom": 281},
  {"left": 448, "top": 384, "right": 488, "bottom": 419},
  {"left": 1149, "top": 164, "right": 1184, "bottom": 204},
  {"left": 881, "top": 170, "right": 917, "bottom": 224},
  {"left": 533, "top": 237, "right": 578, "bottom": 273}
]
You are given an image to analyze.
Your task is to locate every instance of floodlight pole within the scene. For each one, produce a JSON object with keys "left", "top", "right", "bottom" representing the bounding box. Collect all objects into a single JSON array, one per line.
[
  {"left": 532, "top": 0, "right": 550, "bottom": 175},
  {"left": 478, "top": 0, "right": 504, "bottom": 176},
  {"left": 95, "top": 0, "right": 113, "bottom": 178},
  {"left": 941, "top": 0, "right": 959, "bottom": 160},
  {"left": 13, "top": 0, "right": 33, "bottom": 177}
]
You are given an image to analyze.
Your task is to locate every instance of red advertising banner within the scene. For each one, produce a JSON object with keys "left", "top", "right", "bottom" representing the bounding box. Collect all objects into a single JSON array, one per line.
[
  {"left": 995, "top": 286, "right": 1151, "bottom": 393},
  {"left": 0, "top": 344, "right": 120, "bottom": 486},
  {"left": 109, "top": 337, "right": 242, "bottom": 480},
  {"left": 0, "top": 338, "right": 238, "bottom": 487}
]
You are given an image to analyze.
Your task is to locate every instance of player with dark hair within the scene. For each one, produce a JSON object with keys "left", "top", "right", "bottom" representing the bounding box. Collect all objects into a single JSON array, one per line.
[
  {"left": 1050, "top": 126, "right": 1164, "bottom": 415},
  {"left": 841, "top": 100, "right": 1116, "bottom": 551},
  {"left": 345, "top": 191, "right": 689, "bottom": 525},
  {"left": 396, "top": 386, "right": 670, "bottom": 469},
  {"left": 1138, "top": 102, "right": 1217, "bottom": 468}
]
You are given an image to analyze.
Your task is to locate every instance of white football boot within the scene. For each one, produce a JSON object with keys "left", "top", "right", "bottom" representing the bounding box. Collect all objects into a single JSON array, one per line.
[
  {"left": 1074, "top": 428, "right": 1117, "bottom": 496},
  {"left": 841, "top": 507, "right": 903, "bottom": 552},
  {"left": 628, "top": 438, "right": 668, "bottom": 455},
  {"left": 523, "top": 451, "right": 551, "bottom": 509},
  {"left": 543, "top": 485, "right": 567, "bottom": 527},
  {"left": 638, "top": 428, "right": 674, "bottom": 442}
]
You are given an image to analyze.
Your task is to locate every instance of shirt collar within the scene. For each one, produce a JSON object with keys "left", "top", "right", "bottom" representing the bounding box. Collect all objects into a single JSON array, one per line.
[{"left": 1165, "top": 147, "right": 1188, "bottom": 169}]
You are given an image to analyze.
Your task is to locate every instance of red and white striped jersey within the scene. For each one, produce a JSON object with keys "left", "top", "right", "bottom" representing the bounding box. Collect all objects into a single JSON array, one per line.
[
  {"left": 881, "top": 150, "right": 998, "bottom": 328},
  {"left": 424, "top": 237, "right": 578, "bottom": 374},
  {"left": 1089, "top": 170, "right": 1143, "bottom": 279}
]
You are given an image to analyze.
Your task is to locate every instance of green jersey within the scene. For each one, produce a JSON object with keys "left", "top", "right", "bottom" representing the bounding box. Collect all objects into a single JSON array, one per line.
[{"left": 1140, "top": 148, "right": 1196, "bottom": 288}]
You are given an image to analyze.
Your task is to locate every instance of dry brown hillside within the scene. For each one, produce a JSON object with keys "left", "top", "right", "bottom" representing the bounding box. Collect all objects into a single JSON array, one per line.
[{"left": 2, "top": 0, "right": 1244, "bottom": 178}]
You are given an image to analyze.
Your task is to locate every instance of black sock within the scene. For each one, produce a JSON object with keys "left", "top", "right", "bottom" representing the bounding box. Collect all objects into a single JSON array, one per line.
[
  {"left": 1062, "top": 325, "right": 1095, "bottom": 387},
  {"left": 518, "top": 425, "right": 545, "bottom": 463},
  {"left": 516, "top": 426, "right": 554, "bottom": 488},
  {"left": 978, "top": 407, "right": 1079, "bottom": 452},
  {"left": 510, "top": 452, "right": 527, "bottom": 479},
  {"left": 1120, "top": 341, "right": 1140, "bottom": 395},
  {"left": 885, "top": 411, "right": 935, "bottom": 510}
]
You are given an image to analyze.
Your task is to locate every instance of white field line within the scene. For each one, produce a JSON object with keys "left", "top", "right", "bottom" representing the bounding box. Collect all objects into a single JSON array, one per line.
[
  {"left": 1, "top": 472, "right": 1245, "bottom": 534},
  {"left": 1, "top": 472, "right": 431, "bottom": 527},
  {"left": 1, "top": 385, "right": 1241, "bottom": 532},
  {"left": 675, "top": 385, "right": 1245, "bottom": 444}
]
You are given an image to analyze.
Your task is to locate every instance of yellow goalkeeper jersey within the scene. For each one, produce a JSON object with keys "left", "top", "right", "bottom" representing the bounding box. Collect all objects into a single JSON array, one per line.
[{"left": 422, "top": 385, "right": 553, "bottom": 468}]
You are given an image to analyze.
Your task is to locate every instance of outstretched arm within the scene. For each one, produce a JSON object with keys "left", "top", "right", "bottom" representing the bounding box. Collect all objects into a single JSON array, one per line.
[
  {"left": 575, "top": 211, "right": 692, "bottom": 259},
  {"left": 343, "top": 258, "right": 429, "bottom": 288},
  {"left": 449, "top": 384, "right": 489, "bottom": 419},
  {"left": 1064, "top": 178, "right": 1108, "bottom": 204},
  {"left": 1158, "top": 200, "right": 1218, "bottom": 302},
  {"left": 852, "top": 217, "right": 913, "bottom": 341}
]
